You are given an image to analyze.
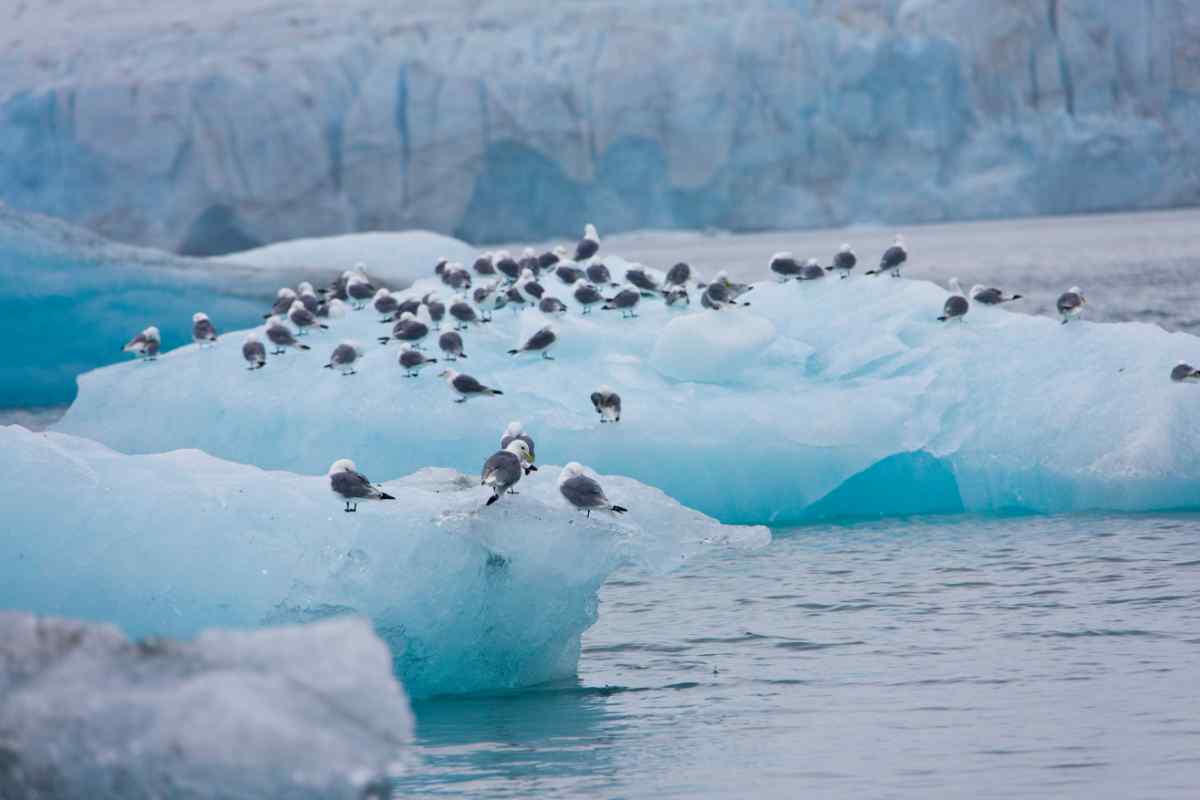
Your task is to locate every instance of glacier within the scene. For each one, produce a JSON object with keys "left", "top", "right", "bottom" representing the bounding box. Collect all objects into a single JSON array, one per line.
[
  {"left": 0, "top": 425, "right": 767, "bottom": 698},
  {"left": 54, "top": 271, "right": 1200, "bottom": 523},
  {"left": 1, "top": 1, "right": 1197, "bottom": 253},
  {"left": 0, "top": 613, "right": 412, "bottom": 799}
]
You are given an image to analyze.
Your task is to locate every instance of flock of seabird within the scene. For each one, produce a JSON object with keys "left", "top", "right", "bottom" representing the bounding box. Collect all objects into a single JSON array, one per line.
[{"left": 120, "top": 222, "right": 1200, "bottom": 515}]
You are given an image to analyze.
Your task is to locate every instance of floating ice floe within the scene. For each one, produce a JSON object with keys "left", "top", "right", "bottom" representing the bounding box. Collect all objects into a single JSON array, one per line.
[
  {"left": 0, "top": 426, "right": 768, "bottom": 697},
  {"left": 54, "top": 271, "right": 1200, "bottom": 523},
  {"left": 0, "top": 613, "right": 412, "bottom": 799}
]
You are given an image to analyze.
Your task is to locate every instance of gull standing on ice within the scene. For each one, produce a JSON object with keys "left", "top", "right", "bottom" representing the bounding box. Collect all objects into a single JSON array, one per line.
[
  {"left": 938, "top": 278, "right": 969, "bottom": 323},
  {"left": 1170, "top": 362, "right": 1200, "bottom": 383},
  {"left": 586, "top": 262, "right": 616, "bottom": 287},
  {"left": 122, "top": 326, "right": 161, "bottom": 360},
  {"left": 266, "top": 321, "right": 310, "bottom": 354},
  {"left": 324, "top": 341, "right": 362, "bottom": 375},
  {"left": 769, "top": 252, "right": 802, "bottom": 281},
  {"left": 1057, "top": 286, "right": 1087, "bottom": 324},
  {"left": 481, "top": 440, "right": 534, "bottom": 506},
  {"left": 603, "top": 288, "right": 641, "bottom": 318},
  {"left": 867, "top": 235, "right": 907, "bottom": 277},
  {"left": 625, "top": 267, "right": 660, "bottom": 295},
  {"left": 399, "top": 347, "right": 438, "bottom": 377},
  {"left": 242, "top": 333, "right": 266, "bottom": 369},
  {"left": 509, "top": 325, "right": 558, "bottom": 359},
  {"left": 473, "top": 252, "right": 496, "bottom": 276},
  {"left": 827, "top": 244, "right": 856, "bottom": 278},
  {"left": 591, "top": 386, "right": 622, "bottom": 423},
  {"left": 558, "top": 463, "right": 628, "bottom": 518},
  {"left": 574, "top": 284, "right": 603, "bottom": 314},
  {"left": 328, "top": 459, "right": 395, "bottom": 512},
  {"left": 423, "top": 295, "right": 446, "bottom": 330},
  {"left": 438, "top": 331, "right": 467, "bottom": 361},
  {"left": 800, "top": 258, "right": 827, "bottom": 280},
  {"left": 265, "top": 288, "right": 297, "bottom": 319},
  {"left": 346, "top": 275, "right": 377, "bottom": 309},
  {"left": 665, "top": 262, "right": 692, "bottom": 290},
  {"left": 438, "top": 369, "right": 504, "bottom": 403},
  {"left": 495, "top": 251, "right": 521, "bottom": 283},
  {"left": 373, "top": 288, "right": 400, "bottom": 320},
  {"left": 380, "top": 312, "right": 429, "bottom": 347},
  {"left": 574, "top": 223, "right": 600, "bottom": 262},
  {"left": 297, "top": 282, "right": 322, "bottom": 314},
  {"left": 289, "top": 300, "right": 329, "bottom": 335},
  {"left": 556, "top": 264, "right": 585, "bottom": 285},
  {"left": 539, "top": 296, "right": 568, "bottom": 315},
  {"left": 473, "top": 284, "right": 499, "bottom": 321},
  {"left": 500, "top": 421, "right": 537, "bottom": 473},
  {"left": 192, "top": 313, "right": 218, "bottom": 345},
  {"left": 449, "top": 296, "right": 481, "bottom": 330},
  {"left": 970, "top": 284, "right": 1023, "bottom": 305}
]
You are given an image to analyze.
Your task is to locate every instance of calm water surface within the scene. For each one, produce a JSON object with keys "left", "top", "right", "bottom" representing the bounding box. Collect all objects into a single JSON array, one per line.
[{"left": 401, "top": 513, "right": 1200, "bottom": 799}]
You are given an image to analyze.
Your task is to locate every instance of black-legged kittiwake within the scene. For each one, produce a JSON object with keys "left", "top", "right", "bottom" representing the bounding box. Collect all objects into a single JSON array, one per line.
[
  {"left": 328, "top": 458, "right": 394, "bottom": 512},
  {"left": 508, "top": 325, "right": 558, "bottom": 359},
  {"left": 574, "top": 223, "right": 600, "bottom": 262},
  {"left": 324, "top": 340, "right": 363, "bottom": 375},
  {"left": 438, "top": 331, "right": 467, "bottom": 361},
  {"left": 266, "top": 321, "right": 310, "bottom": 354},
  {"left": 242, "top": 333, "right": 266, "bottom": 370},
  {"left": 603, "top": 288, "right": 641, "bottom": 318},
  {"left": 828, "top": 244, "right": 856, "bottom": 278},
  {"left": 192, "top": 313, "right": 218, "bottom": 345},
  {"left": 558, "top": 462, "right": 627, "bottom": 517},
  {"left": 1057, "top": 286, "right": 1087, "bottom": 324},
  {"left": 399, "top": 347, "right": 438, "bottom": 377},
  {"left": 122, "top": 326, "right": 161, "bottom": 360},
  {"left": 481, "top": 439, "right": 534, "bottom": 505},
  {"left": 438, "top": 369, "right": 503, "bottom": 403},
  {"left": 590, "top": 386, "right": 621, "bottom": 423},
  {"left": 574, "top": 284, "right": 603, "bottom": 314},
  {"left": 867, "top": 235, "right": 907, "bottom": 277}
]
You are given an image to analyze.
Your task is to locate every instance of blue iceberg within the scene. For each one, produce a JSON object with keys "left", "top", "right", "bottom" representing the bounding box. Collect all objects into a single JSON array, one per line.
[
  {"left": 54, "top": 269, "right": 1200, "bottom": 523},
  {"left": 0, "top": 426, "right": 766, "bottom": 697}
]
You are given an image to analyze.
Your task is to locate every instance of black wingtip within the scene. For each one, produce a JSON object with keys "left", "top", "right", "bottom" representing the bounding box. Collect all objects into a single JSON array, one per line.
[
  {"left": 262, "top": 313, "right": 272, "bottom": 319},
  {"left": 298, "top": 344, "right": 311, "bottom": 350},
  {"left": 323, "top": 363, "right": 333, "bottom": 368},
  {"left": 486, "top": 494, "right": 500, "bottom": 506},
  {"left": 492, "top": 390, "right": 504, "bottom": 395},
  {"left": 611, "top": 505, "right": 628, "bottom": 514},
  {"left": 1012, "top": 294, "right": 1024, "bottom": 300},
  {"left": 937, "top": 316, "right": 948, "bottom": 322},
  {"left": 379, "top": 492, "right": 396, "bottom": 500},
  {"left": 319, "top": 324, "right": 330, "bottom": 329},
  {"left": 459, "top": 353, "right": 468, "bottom": 359}
]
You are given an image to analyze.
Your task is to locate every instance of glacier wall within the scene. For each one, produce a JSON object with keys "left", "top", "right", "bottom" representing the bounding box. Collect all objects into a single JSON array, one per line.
[{"left": 0, "top": 0, "right": 1197, "bottom": 253}]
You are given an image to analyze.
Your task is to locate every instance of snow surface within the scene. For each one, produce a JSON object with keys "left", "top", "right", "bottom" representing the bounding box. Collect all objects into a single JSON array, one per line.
[
  {"left": 1, "top": 1, "right": 1196, "bottom": 251},
  {"left": 0, "top": 613, "right": 412, "bottom": 799},
  {"left": 54, "top": 271, "right": 1200, "bottom": 523},
  {"left": 0, "top": 426, "right": 767, "bottom": 697}
]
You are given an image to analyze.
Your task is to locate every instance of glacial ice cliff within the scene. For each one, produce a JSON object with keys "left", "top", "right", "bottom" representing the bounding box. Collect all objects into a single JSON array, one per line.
[
  {"left": 0, "top": 614, "right": 412, "bottom": 799},
  {"left": 0, "top": 0, "right": 1196, "bottom": 253}
]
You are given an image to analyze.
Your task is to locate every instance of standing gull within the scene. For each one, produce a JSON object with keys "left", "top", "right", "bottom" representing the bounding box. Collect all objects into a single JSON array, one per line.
[
  {"left": 481, "top": 440, "right": 534, "bottom": 506},
  {"left": 539, "top": 296, "right": 568, "bottom": 315},
  {"left": 399, "top": 347, "right": 438, "bottom": 377},
  {"left": 328, "top": 459, "right": 395, "bottom": 513},
  {"left": 346, "top": 275, "right": 377, "bottom": 309},
  {"left": 324, "top": 341, "right": 363, "bottom": 375},
  {"left": 509, "top": 324, "right": 558, "bottom": 360},
  {"left": 1170, "top": 362, "right": 1200, "bottom": 383},
  {"left": 586, "top": 262, "right": 616, "bottom": 287},
  {"left": 590, "top": 386, "right": 622, "bottom": 423},
  {"left": 574, "top": 223, "right": 600, "bottom": 262},
  {"left": 558, "top": 463, "right": 628, "bottom": 518},
  {"left": 438, "top": 331, "right": 468, "bottom": 361},
  {"left": 769, "top": 252, "right": 802, "bottom": 281},
  {"left": 242, "top": 333, "right": 266, "bottom": 370},
  {"left": 380, "top": 312, "right": 430, "bottom": 348},
  {"left": 495, "top": 251, "right": 521, "bottom": 283},
  {"left": 556, "top": 264, "right": 585, "bottom": 285},
  {"left": 473, "top": 252, "right": 496, "bottom": 276},
  {"left": 938, "top": 279, "right": 969, "bottom": 323},
  {"left": 192, "top": 313, "right": 218, "bottom": 346},
  {"left": 449, "top": 296, "right": 481, "bottom": 330},
  {"left": 970, "top": 284, "right": 1023, "bottom": 305},
  {"left": 122, "top": 326, "right": 161, "bottom": 360},
  {"left": 867, "top": 235, "right": 907, "bottom": 277},
  {"left": 574, "top": 284, "right": 603, "bottom": 314},
  {"left": 665, "top": 262, "right": 692, "bottom": 290},
  {"left": 625, "top": 267, "right": 660, "bottom": 295},
  {"left": 265, "top": 321, "right": 310, "bottom": 354},
  {"left": 438, "top": 369, "right": 504, "bottom": 403},
  {"left": 289, "top": 300, "right": 329, "bottom": 335},
  {"left": 517, "top": 269, "right": 545, "bottom": 301},
  {"left": 800, "top": 258, "right": 826, "bottom": 280},
  {"left": 264, "top": 288, "right": 297, "bottom": 319},
  {"left": 473, "top": 284, "right": 499, "bottom": 321},
  {"left": 503, "top": 285, "right": 528, "bottom": 313},
  {"left": 423, "top": 295, "right": 446, "bottom": 329},
  {"left": 373, "top": 288, "right": 400, "bottom": 320},
  {"left": 500, "top": 421, "right": 537, "bottom": 473},
  {"left": 297, "top": 282, "right": 322, "bottom": 314},
  {"left": 827, "top": 244, "right": 856, "bottom": 278},
  {"left": 1057, "top": 286, "right": 1087, "bottom": 324},
  {"left": 603, "top": 288, "right": 641, "bottom": 318}
]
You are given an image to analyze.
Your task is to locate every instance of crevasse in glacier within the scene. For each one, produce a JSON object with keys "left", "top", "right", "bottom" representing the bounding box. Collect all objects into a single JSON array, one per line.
[
  {"left": 55, "top": 270, "right": 1200, "bottom": 523},
  {"left": 0, "top": 613, "right": 412, "bottom": 799},
  {"left": 0, "top": 426, "right": 768, "bottom": 697}
]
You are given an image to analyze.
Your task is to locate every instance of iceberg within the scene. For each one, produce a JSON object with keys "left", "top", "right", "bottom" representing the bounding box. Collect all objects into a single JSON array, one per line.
[
  {"left": 55, "top": 273, "right": 1200, "bottom": 523},
  {"left": 0, "top": 426, "right": 767, "bottom": 697},
  {"left": 0, "top": 613, "right": 412, "bottom": 799}
]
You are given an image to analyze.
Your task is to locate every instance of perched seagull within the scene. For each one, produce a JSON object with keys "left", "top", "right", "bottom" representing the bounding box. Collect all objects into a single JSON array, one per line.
[
  {"left": 558, "top": 462, "right": 627, "bottom": 518},
  {"left": 399, "top": 347, "right": 438, "bottom": 377},
  {"left": 122, "top": 326, "right": 161, "bottom": 360},
  {"left": 473, "top": 284, "right": 500, "bottom": 321},
  {"left": 603, "top": 288, "right": 641, "bottom": 318},
  {"left": 970, "top": 284, "right": 1023, "bottom": 305},
  {"left": 625, "top": 267, "right": 660, "bottom": 295},
  {"left": 438, "top": 331, "right": 468, "bottom": 361},
  {"left": 373, "top": 288, "right": 400, "bottom": 320},
  {"left": 539, "top": 296, "right": 568, "bottom": 315},
  {"left": 1057, "top": 286, "right": 1087, "bottom": 324},
  {"left": 538, "top": 248, "right": 562, "bottom": 271},
  {"left": 517, "top": 269, "right": 546, "bottom": 301},
  {"left": 289, "top": 300, "right": 329, "bottom": 335},
  {"left": 380, "top": 312, "right": 429, "bottom": 347},
  {"left": 473, "top": 252, "right": 496, "bottom": 276},
  {"left": 1170, "top": 362, "right": 1200, "bottom": 383},
  {"left": 827, "top": 244, "right": 857, "bottom": 278},
  {"left": 938, "top": 279, "right": 969, "bottom": 323},
  {"left": 574, "top": 223, "right": 600, "bottom": 262},
  {"left": 509, "top": 325, "right": 558, "bottom": 360},
  {"left": 664, "top": 262, "right": 692, "bottom": 290},
  {"left": 495, "top": 251, "right": 521, "bottom": 283},
  {"left": 192, "top": 312, "right": 218, "bottom": 345},
  {"left": 713, "top": 270, "right": 752, "bottom": 299},
  {"left": 590, "top": 386, "right": 622, "bottom": 423},
  {"left": 518, "top": 247, "right": 540, "bottom": 277},
  {"left": 556, "top": 264, "right": 585, "bottom": 285},
  {"left": 324, "top": 340, "right": 363, "bottom": 375},
  {"left": 444, "top": 264, "right": 472, "bottom": 291},
  {"left": 449, "top": 296, "right": 481, "bottom": 330},
  {"left": 503, "top": 285, "right": 528, "bottom": 313},
  {"left": 438, "top": 369, "right": 504, "bottom": 403},
  {"left": 867, "top": 235, "right": 907, "bottom": 277},
  {"left": 701, "top": 281, "right": 749, "bottom": 311},
  {"left": 423, "top": 295, "right": 446, "bottom": 330},
  {"left": 481, "top": 439, "right": 534, "bottom": 506},
  {"left": 664, "top": 288, "right": 690, "bottom": 308},
  {"left": 585, "top": 262, "right": 616, "bottom": 287},
  {"left": 769, "top": 252, "right": 803, "bottom": 281},
  {"left": 242, "top": 333, "right": 266, "bottom": 370},
  {"left": 265, "top": 321, "right": 310, "bottom": 354},
  {"left": 346, "top": 274, "right": 376, "bottom": 309},
  {"left": 328, "top": 459, "right": 394, "bottom": 513},
  {"left": 574, "top": 284, "right": 603, "bottom": 314},
  {"left": 264, "top": 288, "right": 297, "bottom": 319},
  {"left": 500, "top": 421, "right": 537, "bottom": 473},
  {"left": 800, "top": 258, "right": 826, "bottom": 280}
]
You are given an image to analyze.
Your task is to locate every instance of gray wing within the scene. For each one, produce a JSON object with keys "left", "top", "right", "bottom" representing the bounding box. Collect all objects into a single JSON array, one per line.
[
  {"left": 500, "top": 433, "right": 515, "bottom": 449},
  {"left": 482, "top": 451, "right": 521, "bottom": 488},
  {"left": 608, "top": 393, "right": 622, "bottom": 413},
  {"left": 439, "top": 332, "right": 463, "bottom": 351},
  {"left": 193, "top": 320, "right": 217, "bottom": 340},
  {"left": 973, "top": 288, "right": 1003, "bottom": 304},
  {"left": 331, "top": 470, "right": 378, "bottom": 499},
  {"left": 242, "top": 341, "right": 265, "bottom": 361},
  {"left": 267, "top": 326, "right": 295, "bottom": 345},
  {"left": 575, "top": 286, "right": 601, "bottom": 304},
  {"left": 881, "top": 245, "right": 906, "bottom": 267},
  {"left": 586, "top": 264, "right": 611, "bottom": 283},
  {"left": 1057, "top": 292, "right": 1082, "bottom": 311},
  {"left": 524, "top": 328, "right": 556, "bottom": 351},
  {"left": 666, "top": 263, "right": 690, "bottom": 284},
  {"left": 292, "top": 308, "right": 316, "bottom": 325},
  {"left": 453, "top": 373, "right": 487, "bottom": 393},
  {"left": 560, "top": 475, "right": 607, "bottom": 509},
  {"left": 944, "top": 296, "right": 968, "bottom": 315},
  {"left": 331, "top": 343, "right": 356, "bottom": 364}
]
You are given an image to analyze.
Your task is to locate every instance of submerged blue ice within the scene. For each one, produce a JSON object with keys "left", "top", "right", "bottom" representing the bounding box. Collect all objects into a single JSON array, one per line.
[
  {"left": 55, "top": 269, "right": 1200, "bottom": 523},
  {"left": 0, "top": 426, "right": 766, "bottom": 698}
]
